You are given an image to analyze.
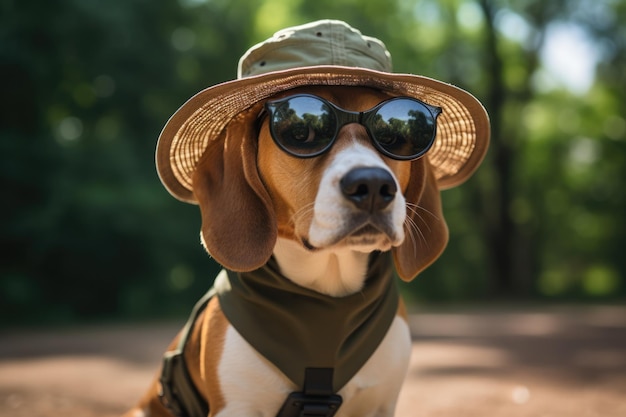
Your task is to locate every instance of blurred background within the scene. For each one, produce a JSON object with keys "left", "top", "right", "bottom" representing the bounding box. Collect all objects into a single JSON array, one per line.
[{"left": 1, "top": 0, "right": 625, "bottom": 327}]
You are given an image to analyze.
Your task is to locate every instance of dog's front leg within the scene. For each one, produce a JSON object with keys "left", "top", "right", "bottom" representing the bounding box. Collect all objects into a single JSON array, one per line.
[{"left": 211, "top": 325, "right": 297, "bottom": 417}]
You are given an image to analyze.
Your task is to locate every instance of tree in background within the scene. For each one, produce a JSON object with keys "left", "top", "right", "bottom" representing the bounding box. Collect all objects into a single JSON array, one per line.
[
  {"left": 1, "top": 0, "right": 624, "bottom": 325},
  {"left": 473, "top": 0, "right": 626, "bottom": 299}
]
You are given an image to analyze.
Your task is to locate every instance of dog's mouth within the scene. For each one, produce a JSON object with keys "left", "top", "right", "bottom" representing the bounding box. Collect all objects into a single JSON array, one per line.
[
  {"left": 303, "top": 219, "right": 401, "bottom": 252},
  {"left": 302, "top": 238, "right": 317, "bottom": 251},
  {"left": 346, "top": 224, "right": 385, "bottom": 243}
]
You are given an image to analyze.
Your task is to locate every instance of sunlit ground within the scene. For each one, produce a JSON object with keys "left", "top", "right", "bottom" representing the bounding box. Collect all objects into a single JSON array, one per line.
[{"left": 1, "top": 305, "right": 624, "bottom": 417}]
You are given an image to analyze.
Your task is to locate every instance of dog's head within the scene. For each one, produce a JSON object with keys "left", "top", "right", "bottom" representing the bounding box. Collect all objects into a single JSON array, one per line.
[{"left": 192, "top": 86, "right": 448, "bottom": 281}]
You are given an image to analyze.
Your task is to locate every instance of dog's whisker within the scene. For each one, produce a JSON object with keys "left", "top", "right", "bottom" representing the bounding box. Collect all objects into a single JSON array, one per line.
[
  {"left": 404, "top": 204, "right": 432, "bottom": 253},
  {"left": 406, "top": 202, "right": 440, "bottom": 222},
  {"left": 405, "top": 203, "right": 433, "bottom": 234},
  {"left": 404, "top": 218, "right": 422, "bottom": 259},
  {"left": 403, "top": 217, "right": 420, "bottom": 257},
  {"left": 407, "top": 215, "right": 428, "bottom": 248}
]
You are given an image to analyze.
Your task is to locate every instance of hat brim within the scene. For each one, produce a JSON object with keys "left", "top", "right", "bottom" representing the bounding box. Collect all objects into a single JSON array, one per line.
[{"left": 156, "top": 65, "right": 490, "bottom": 203}]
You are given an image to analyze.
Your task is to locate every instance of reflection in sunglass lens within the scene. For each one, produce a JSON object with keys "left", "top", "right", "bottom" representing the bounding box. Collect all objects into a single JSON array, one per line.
[
  {"left": 370, "top": 100, "right": 436, "bottom": 158},
  {"left": 270, "top": 96, "right": 336, "bottom": 156},
  {"left": 267, "top": 94, "right": 439, "bottom": 160}
]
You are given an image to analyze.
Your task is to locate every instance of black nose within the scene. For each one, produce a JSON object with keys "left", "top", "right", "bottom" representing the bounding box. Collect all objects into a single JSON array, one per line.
[{"left": 340, "top": 167, "right": 397, "bottom": 212}]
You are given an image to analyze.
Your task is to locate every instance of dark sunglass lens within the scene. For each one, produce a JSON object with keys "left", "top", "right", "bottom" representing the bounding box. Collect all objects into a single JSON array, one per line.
[
  {"left": 370, "top": 99, "right": 437, "bottom": 158},
  {"left": 270, "top": 96, "right": 336, "bottom": 156}
]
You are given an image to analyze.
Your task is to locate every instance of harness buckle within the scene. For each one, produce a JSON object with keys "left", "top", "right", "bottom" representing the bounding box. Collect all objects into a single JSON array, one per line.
[
  {"left": 276, "top": 392, "right": 342, "bottom": 417},
  {"left": 276, "top": 368, "right": 342, "bottom": 417}
]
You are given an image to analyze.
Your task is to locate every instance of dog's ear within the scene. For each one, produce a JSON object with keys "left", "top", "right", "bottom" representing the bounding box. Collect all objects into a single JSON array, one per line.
[
  {"left": 192, "top": 105, "right": 277, "bottom": 271},
  {"left": 392, "top": 159, "right": 449, "bottom": 281}
]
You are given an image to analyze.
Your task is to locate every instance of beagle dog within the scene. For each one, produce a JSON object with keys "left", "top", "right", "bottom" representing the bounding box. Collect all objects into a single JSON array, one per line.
[{"left": 125, "top": 85, "right": 448, "bottom": 417}]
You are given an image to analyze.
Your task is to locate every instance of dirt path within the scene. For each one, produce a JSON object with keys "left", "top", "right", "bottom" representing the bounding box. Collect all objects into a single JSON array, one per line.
[{"left": 1, "top": 305, "right": 625, "bottom": 417}]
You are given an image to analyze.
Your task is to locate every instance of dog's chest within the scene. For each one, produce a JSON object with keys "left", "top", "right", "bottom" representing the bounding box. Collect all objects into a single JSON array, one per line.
[
  {"left": 213, "top": 252, "right": 400, "bottom": 393},
  {"left": 216, "top": 315, "right": 412, "bottom": 417}
]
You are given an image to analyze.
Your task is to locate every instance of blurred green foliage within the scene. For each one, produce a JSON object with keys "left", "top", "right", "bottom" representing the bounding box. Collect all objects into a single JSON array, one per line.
[{"left": 1, "top": 0, "right": 624, "bottom": 325}]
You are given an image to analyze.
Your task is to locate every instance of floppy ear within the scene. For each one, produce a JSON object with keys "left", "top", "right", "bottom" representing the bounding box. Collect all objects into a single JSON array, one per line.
[
  {"left": 192, "top": 106, "right": 277, "bottom": 271},
  {"left": 393, "top": 158, "right": 449, "bottom": 281}
]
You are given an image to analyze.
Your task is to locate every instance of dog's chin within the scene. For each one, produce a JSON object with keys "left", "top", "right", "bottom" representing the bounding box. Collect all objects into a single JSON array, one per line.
[{"left": 303, "top": 224, "right": 403, "bottom": 253}]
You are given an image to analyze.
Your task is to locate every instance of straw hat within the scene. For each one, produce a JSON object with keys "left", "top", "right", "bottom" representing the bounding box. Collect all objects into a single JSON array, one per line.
[{"left": 156, "top": 20, "right": 490, "bottom": 203}]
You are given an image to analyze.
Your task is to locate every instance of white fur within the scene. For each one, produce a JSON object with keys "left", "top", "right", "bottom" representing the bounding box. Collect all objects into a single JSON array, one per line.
[
  {"left": 215, "top": 326, "right": 296, "bottom": 417},
  {"left": 273, "top": 237, "right": 370, "bottom": 297},
  {"left": 308, "top": 142, "right": 406, "bottom": 253}
]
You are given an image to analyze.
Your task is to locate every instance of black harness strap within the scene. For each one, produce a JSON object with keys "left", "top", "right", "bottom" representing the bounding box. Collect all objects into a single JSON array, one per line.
[{"left": 159, "top": 289, "right": 213, "bottom": 417}]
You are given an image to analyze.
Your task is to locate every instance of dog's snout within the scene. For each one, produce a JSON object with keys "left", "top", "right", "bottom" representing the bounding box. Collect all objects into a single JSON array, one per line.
[{"left": 340, "top": 167, "right": 397, "bottom": 212}]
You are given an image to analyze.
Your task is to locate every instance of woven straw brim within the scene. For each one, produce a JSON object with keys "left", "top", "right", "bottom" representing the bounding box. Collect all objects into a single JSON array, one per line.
[{"left": 156, "top": 66, "right": 490, "bottom": 203}]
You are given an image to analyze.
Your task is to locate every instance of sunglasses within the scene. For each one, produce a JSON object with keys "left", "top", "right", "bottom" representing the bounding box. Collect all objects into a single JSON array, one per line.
[{"left": 264, "top": 94, "right": 442, "bottom": 161}]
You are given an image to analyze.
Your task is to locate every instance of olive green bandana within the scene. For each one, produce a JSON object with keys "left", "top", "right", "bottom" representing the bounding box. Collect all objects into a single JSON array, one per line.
[{"left": 214, "top": 251, "right": 399, "bottom": 392}]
